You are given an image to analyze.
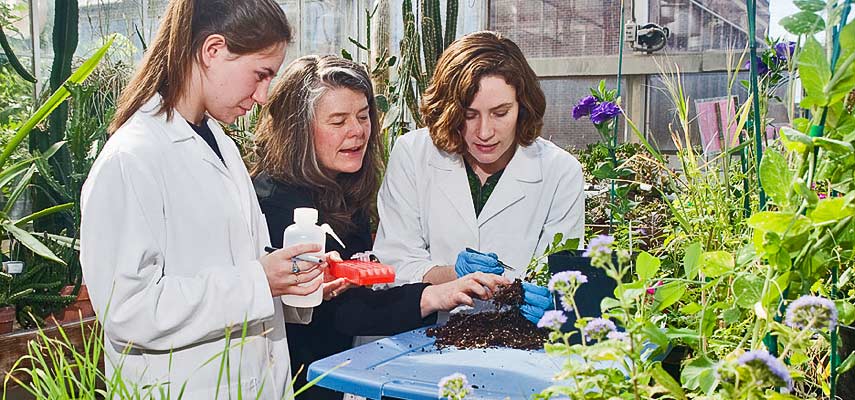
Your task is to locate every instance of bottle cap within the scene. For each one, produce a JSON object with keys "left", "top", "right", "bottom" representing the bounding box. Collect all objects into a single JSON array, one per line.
[{"left": 294, "top": 207, "right": 318, "bottom": 225}]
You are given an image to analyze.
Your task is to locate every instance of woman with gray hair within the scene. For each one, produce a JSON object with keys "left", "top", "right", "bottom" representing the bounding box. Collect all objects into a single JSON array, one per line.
[{"left": 251, "top": 55, "right": 509, "bottom": 399}]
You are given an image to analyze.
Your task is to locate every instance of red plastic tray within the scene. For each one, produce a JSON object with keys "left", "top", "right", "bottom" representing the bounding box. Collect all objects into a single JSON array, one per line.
[{"left": 329, "top": 259, "right": 396, "bottom": 285}]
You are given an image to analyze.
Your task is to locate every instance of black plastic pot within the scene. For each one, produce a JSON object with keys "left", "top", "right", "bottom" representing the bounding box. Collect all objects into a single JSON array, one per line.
[
  {"left": 839, "top": 324, "right": 855, "bottom": 400},
  {"left": 547, "top": 250, "right": 618, "bottom": 342},
  {"left": 661, "top": 345, "right": 692, "bottom": 383}
]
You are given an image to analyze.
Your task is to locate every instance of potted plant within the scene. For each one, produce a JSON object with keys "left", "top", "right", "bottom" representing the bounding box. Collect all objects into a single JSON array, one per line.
[{"left": 0, "top": 271, "right": 33, "bottom": 334}]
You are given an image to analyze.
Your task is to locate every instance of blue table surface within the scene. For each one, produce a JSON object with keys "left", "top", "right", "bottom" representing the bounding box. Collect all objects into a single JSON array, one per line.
[{"left": 307, "top": 327, "right": 583, "bottom": 400}]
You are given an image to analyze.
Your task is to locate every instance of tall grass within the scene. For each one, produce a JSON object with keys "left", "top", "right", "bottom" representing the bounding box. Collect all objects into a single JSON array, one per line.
[{"left": 3, "top": 314, "right": 345, "bottom": 400}]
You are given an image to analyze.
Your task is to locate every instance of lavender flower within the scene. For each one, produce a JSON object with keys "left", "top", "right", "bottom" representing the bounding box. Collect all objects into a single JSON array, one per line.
[
  {"left": 606, "top": 331, "right": 629, "bottom": 342},
  {"left": 737, "top": 349, "right": 793, "bottom": 391},
  {"left": 784, "top": 295, "right": 838, "bottom": 331},
  {"left": 590, "top": 101, "right": 622, "bottom": 124},
  {"left": 582, "top": 235, "right": 615, "bottom": 258},
  {"left": 583, "top": 318, "right": 616, "bottom": 341},
  {"left": 548, "top": 271, "right": 588, "bottom": 292},
  {"left": 572, "top": 95, "right": 598, "bottom": 119},
  {"left": 744, "top": 59, "right": 770, "bottom": 76},
  {"left": 438, "top": 372, "right": 470, "bottom": 400},
  {"left": 774, "top": 41, "right": 796, "bottom": 60},
  {"left": 537, "top": 310, "right": 568, "bottom": 330},
  {"left": 548, "top": 271, "right": 588, "bottom": 312}
]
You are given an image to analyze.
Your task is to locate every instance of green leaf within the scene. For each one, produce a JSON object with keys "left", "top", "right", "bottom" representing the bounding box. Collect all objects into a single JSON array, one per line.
[
  {"left": 340, "top": 48, "right": 353, "bottom": 60},
  {"left": 794, "top": 0, "right": 825, "bottom": 11},
  {"left": 680, "top": 302, "right": 702, "bottom": 315},
  {"left": 760, "top": 148, "right": 793, "bottom": 208},
  {"left": 736, "top": 243, "right": 757, "bottom": 267},
  {"left": 652, "top": 282, "right": 686, "bottom": 313},
  {"left": 374, "top": 94, "right": 390, "bottom": 113},
  {"left": 1, "top": 223, "right": 65, "bottom": 265},
  {"left": 700, "top": 251, "right": 734, "bottom": 278},
  {"left": 798, "top": 36, "right": 831, "bottom": 107},
  {"left": 0, "top": 35, "right": 115, "bottom": 168},
  {"left": 684, "top": 242, "right": 702, "bottom": 280},
  {"left": 722, "top": 307, "right": 742, "bottom": 324},
  {"left": 836, "top": 299, "right": 855, "bottom": 326},
  {"left": 813, "top": 136, "right": 854, "bottom": 155},
  {"left": 780, "top": 11, "right": 825, "bottom": 35},
  {"left": 793, "top": 177, "right": 819, "bottom": 207},
  {"left": 3, "top": 165, "right": 35, "bottom": 215},
  {"left": 651, "top": 362, "right": 687, "bottom": 400},
  {"left": 748, "top": 211, "right": 813, "bottom": 237},
  {"left": 839, "top": 350, "right": 855, "bottom": 375},
  {"left": 641, "top": 321, "right": 669, "bottom": 349},
  {"left": 682, "top": 356, "right": 719, "bottom": 394},
  {"left": 780, "top": 126, "right": 814, "bottom": 154},
  {"left": 636, "top": 251, "right": 660, "bottom": 282},
  {"left": 733, "top": 273, "right": 764, "bottom": 309},
  {"left": 762, "top": 272, "right": 790, "bottom": 308},
  {"left": 810, "top": 197, "right": 855, "bottom": 225}
]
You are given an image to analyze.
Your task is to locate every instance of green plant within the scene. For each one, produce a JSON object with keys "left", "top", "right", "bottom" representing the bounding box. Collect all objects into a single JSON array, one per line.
[
  {"left": 2, "top": 317, "right": 346, "bottom": 399},
  {"left": 0, "top": 1, "right": 35, "bottom": 83}
]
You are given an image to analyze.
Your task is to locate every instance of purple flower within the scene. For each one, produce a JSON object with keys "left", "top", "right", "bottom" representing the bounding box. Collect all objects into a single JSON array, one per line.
[
  {"left": 583, "top": 317, "right": 616, "bottom": 341},
  {"left": 774, "top": 41, "right": 796, "bottom": 60},
  {"left": 818, "top": 192, "right": 828, "bottom": 199},
  {"left": 548, "top": 271, "right": 588, "bottom": 292},
  {"left": 582, "top": 235, "right": 615, "bottom": 258},
  {"left": 572, "top": 95, "right": 598, "bottom": 119},
  {"left": 784, "top": 295, "right": 838, "bottom": 331},
  {"left": 537, "top": 310, "right": 568, "bottom": 329},
  {"left": 590, "top": 101, "right": 622, "bottom": 125},
  {"left": 438, "top": 373, "right": 470, "bottom": 399},
  {"left": 738, "top": 349, "right": 793, "bottom": 390},
  {"left": 744, "top": 59, "right": 770, "bottom": 76}
]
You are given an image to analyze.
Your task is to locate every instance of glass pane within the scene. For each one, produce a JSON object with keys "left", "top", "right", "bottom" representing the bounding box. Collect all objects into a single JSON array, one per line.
[
  {"left": 539, "top": 76, "right": 626, "bottom": 150},
  {"left": 489, "top": 0, "right": 622, "bottom": 58}
]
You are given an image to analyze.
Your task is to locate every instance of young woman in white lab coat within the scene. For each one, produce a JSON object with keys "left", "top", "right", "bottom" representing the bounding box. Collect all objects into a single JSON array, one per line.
[
  {"left": 79, "top": 0, "right": 324, "bottom": 398},
  {"left": 373, "top": 31, "right": 586, "bottom": 325}
]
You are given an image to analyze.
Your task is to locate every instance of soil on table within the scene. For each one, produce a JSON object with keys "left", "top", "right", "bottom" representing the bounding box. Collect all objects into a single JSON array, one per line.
[{"left": 426, "top": 279, "right": 550, "bottom": 350}]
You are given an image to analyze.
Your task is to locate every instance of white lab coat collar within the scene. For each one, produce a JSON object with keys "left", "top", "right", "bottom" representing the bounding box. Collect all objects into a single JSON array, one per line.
[
  {"left": 427, "top": 143, "right": 545, "bottom": 230},
  {"left": 141, "top": 94, "right": 257, "bottom": 244}
]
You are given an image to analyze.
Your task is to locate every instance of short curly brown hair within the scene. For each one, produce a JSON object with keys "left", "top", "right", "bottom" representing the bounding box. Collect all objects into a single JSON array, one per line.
[{"left": 420, "top": 31, "right": 546, "bottom": 154}]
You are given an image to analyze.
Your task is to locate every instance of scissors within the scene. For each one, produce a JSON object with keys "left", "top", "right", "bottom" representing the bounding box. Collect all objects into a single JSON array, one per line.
[{"left": 464, "top": 247, "right": 516, "bottom": 271}]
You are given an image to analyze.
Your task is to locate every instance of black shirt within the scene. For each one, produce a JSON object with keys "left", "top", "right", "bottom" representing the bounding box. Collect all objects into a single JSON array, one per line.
[
  {"left": 253, "top": 172, "right": 436, "bottom": 400},
  {"left": 186, "top": 118, "right": 225, "bottom": 164}
]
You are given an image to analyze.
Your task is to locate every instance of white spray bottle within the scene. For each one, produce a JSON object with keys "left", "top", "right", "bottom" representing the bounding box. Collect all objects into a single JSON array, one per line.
[{"left": 280, "top": 207, "right": 344, "bottom": 308}]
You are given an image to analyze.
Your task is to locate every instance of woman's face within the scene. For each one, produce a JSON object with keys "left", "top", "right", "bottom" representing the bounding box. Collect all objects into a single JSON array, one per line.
[
  {"left": 461, "top": 75, "right": 519, "bottom": 173},
  {"left": 312, "top": 88, "right": 371, "bottom": 176},
  {"left": 201, "top": 41, "right": 286, "bottom": 124}
]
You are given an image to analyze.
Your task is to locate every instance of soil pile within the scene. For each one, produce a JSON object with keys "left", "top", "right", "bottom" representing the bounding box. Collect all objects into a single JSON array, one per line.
[{"left": 426, "top": 279, "right": 550, "bottom": 350}]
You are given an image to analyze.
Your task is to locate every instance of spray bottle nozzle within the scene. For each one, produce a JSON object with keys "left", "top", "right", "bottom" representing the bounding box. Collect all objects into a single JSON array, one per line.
[{"left": 320, "top": 223, "right": 346, "bottom": 249}]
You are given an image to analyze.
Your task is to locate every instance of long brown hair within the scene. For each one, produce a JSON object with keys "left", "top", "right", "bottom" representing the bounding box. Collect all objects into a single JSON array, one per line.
[
  {"left": 252, "top": 55, "right": 382, "bottom": 235},
  {"left": 421, "top": 31, "right": 546, "bottom": 154},
  {"left": 108, "top": 0, "right": 292, "bottom": 133}
]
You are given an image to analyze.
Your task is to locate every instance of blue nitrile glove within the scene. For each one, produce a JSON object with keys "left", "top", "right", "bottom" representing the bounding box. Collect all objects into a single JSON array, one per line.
[
  {"left": 454, "top": 249, "right": 504, "bottom": 277},
  {"left": 520, "top": 282, "right": 555, "bottom": 324}
]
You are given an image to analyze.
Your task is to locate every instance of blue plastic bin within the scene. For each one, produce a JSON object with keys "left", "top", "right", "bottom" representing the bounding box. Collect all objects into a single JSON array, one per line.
[{"left": 307, "top": 327, "right": 577, "bottom": 399}]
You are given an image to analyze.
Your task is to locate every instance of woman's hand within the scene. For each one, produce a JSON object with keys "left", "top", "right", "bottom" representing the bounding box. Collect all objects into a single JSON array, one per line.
[
  {"left": 321, "top": 251, "right": 353, "bottom": 300},
  {"left": 419, "top": 272, "right": 511, "bottom": 317},
  {"left": 260, "top": 243, "right": 325, "bottom": 297}
]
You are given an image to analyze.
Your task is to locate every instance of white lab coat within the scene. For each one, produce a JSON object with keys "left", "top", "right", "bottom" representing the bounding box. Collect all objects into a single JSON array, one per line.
[
  {"left": 373, "top": 129, "right": 585, "bottom": 284},
  {"left": 80, "top": 95, "right": 310, "bottom": 399}
]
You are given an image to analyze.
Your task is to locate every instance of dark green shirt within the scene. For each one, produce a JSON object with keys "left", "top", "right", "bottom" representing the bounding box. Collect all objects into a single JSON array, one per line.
[{"left": 464, "top": 159, "right": 505, "bottom": 217}]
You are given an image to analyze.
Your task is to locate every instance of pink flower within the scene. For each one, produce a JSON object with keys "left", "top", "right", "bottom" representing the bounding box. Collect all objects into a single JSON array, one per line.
[{"left": 646, "top": 280, "right": 663, "bottom": 295}]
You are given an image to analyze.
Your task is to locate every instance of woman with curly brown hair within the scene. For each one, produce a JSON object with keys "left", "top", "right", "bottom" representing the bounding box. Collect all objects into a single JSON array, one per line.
[
  {"left": 251, "top": 55, "right": 509, "bottom": 399},
  {"left": 373, "top": 31, "right": 586, "bottom": 325}
]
